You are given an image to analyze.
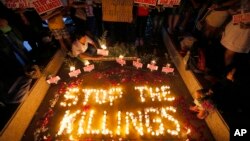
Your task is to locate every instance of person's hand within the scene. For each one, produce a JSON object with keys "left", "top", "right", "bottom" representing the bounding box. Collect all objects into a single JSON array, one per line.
[{"left": 92, "top": 55, "right": 104, "bottom": 60}]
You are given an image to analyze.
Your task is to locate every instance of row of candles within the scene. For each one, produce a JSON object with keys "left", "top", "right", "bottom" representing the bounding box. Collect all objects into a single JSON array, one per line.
[
  {"left": 46, "top": 58, "right": 174, "bottom": 84},
  {"left": 57, "top": 107, "right": 186, "bottom": 138},
  {"left": 59, "top": 86, "right": 174, "bottom": 107}
]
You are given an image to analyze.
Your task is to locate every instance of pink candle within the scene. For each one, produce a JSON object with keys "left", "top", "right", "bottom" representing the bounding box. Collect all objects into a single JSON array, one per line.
[
  {"left": 97, "top": 49, "right": 109, "bottom": 56},
  {"left": 83, "top": 64, "right": 95, "bottom": 72},
  {"left": 68, "top": 69, "right": 81, "bottom": 77},
  {"left": 162, "top": 65, "right": 174, "bottom": 74},
  {"left": 147, "top": 64, "right": 158, "bottom": 71},
  {"left": 147, "top": 60, "right": 158, "bottom": 71},
  {"left": 133, "top": 60, "right": 143, "bottom": 69},
  {"left": 47, "top": 76, "right": 60, "bottom": 84},
  {"left": 116, "top": 55, "right": 126, "bottom": 66}
]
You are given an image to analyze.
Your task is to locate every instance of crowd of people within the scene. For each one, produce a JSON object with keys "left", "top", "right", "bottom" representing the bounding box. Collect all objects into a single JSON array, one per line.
[{"left": 0, "top": 0, "right": 249, "bottom": 129}]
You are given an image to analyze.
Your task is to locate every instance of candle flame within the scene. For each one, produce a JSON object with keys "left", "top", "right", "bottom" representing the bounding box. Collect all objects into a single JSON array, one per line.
[
  {"left": 119, "top": 55, "right": 124, "bottom": 59},
  {"left": 84, "top": 60, "right": 90, "bottom": 66},
  {"left": 101, "top": 44, "right": 107, "bottom": 49},
  {"left": 70, "top": 66, "right": 75, "bottom": 71}
]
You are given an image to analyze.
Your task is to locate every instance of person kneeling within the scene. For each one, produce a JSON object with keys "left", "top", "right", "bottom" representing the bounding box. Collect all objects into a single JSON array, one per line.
[
  {"left": 71, "top": 32, "right": 103, "bottom": 61},
  {"left": 189, "top": 89, "right": 214, "bottom": 119}
]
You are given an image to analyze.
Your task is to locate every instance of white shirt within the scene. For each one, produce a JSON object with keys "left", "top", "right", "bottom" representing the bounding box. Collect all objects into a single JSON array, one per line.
[{"left": 72, "top": 36, "right": 93, "bottom": 57}]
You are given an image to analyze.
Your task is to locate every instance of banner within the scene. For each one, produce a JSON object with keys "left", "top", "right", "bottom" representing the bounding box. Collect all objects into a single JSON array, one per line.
[
  {"left": 32, "top": 0, "right": 63, "bottom": 15},
  {"left": 158, "top": 0, "right": 181, "bottom": 7},
  {"left": 102, "top": 0, "right": 133, "bottom": 23},
  {"left": 134, "top": 0, "right": 157, "bottom": 6},
  {"left": 1, "top": 0, "right": 32, "bottom": 9}
]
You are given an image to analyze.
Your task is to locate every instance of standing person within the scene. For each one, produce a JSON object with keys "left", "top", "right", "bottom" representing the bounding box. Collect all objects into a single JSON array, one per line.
[
  {"left": 85, "top": 0, "right": 97, "bottom": 36},
  {"left": 0, "top": 18, "right": 30, "bottom": 67},
  {"left": 15, "top": 8, "right": 44, "bottom": 61},
  {"left": 40, "top": 8, "right": 72, "bottom": 53},
  {"left": 68, "top": 0, "right": 87, "bottom": 33},
  {"left": 202, "top": 0, "right": 239, "bottom": 39},
  {"left": 220, "top": 0, "right": 250, "bottom": 68},
  {"left": 135, "top": 4, "right": 150, "bottom": 47}
]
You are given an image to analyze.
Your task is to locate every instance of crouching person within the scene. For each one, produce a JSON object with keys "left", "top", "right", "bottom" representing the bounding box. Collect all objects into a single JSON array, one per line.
[
  {"left": 189, "top": 88, "right": 215, "bottom": 119},
  {"left": 71, "top": 32, "right": 103, "bottom": 61}
]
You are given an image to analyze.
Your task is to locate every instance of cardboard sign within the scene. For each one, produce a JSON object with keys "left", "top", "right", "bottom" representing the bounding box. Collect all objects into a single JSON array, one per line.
[
  {"left": 46, "top": 76, "right": 60, "bottom": 84},
  {"left": 97, "top": 49, "right": 109, "bottom": 56},
  {"left": 83, "top": 64, "right": 95, "bottom": 72},
  {"left": 116, "top": 58, "right": 126, "bottom": 66},
  {"left": 162, "top": 66, "right": 174, "bottom": 73},
  {"left": 233, "top": 13, "right": 250, "bottom": 24},
  {"left": 102, "top": 0, "right": 133, "bottom": 23},
  {"left": 158, "top": 0, "right": 181, "bottom": 7},
  {"left": 2, "top": 0, "right": 32, "bottom": 9},
  {"left": 134, "top": 0, "right": 157, "bottom": 6},
  {"left": 32, "top": 0, "right": 63, "bottom": 15},
  {"left": 147, "top": 64, "right": 158, "bottom": 71},
  {"left": 133, "top": 60, "right": 143, "bottom": 69},
  {"left": 68, "top": 69, "right": 81, "bottom": 77}
]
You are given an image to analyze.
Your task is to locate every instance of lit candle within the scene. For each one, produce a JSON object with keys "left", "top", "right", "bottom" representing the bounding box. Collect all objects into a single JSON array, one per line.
[
  {"left": 68, "top": 69, "right": 81, "bottom": 77},
  {"left": 46, "top": 76, "right": 61, "bottom": 84},
  {"left": 97, "top": 44, "right": 109, "bottom": 56},
  {"left": 133, "top": 58, "right": 143, "bottom": 69},
  {"left": 147, "top": 60, "right": 158, "bottom": 71},
  {"left": 162, "top": 63, "right": 174, "bottom": 74},
  {"left": 83, "top": 61, "right": 95, "bottom": 72},
  {"left": 116, "top": 55, "right": 126, "bottom": 66}
]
